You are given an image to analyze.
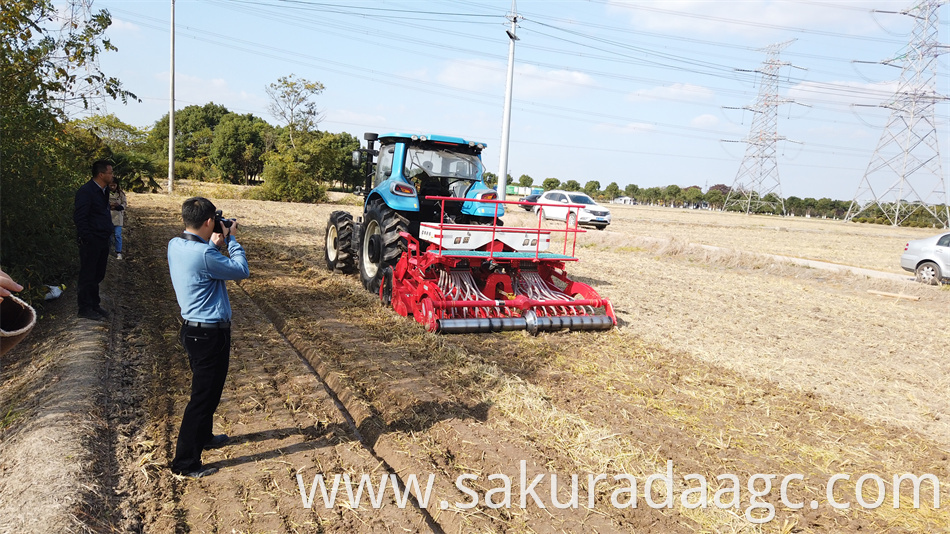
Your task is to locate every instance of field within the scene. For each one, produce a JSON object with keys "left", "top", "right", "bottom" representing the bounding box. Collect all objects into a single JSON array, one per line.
[{"left": 1, "top": 189, "right": 948, "bottom": 533}]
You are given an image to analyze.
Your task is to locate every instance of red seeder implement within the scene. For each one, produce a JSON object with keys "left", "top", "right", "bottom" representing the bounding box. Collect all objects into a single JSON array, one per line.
[{"left": 381, "top": 196, "right": 616, "bottom": 334}]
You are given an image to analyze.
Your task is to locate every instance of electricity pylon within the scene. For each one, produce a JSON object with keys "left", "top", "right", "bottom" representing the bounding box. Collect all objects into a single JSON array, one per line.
[
  {"left": 846, "top": 0, "right": 948, "bottom": 228},
  {"left": 54, "top": 0, "right": 109, "bottom": 117},
  {"left": 723, "top": 39, "right": 804, "bottom": 215}
]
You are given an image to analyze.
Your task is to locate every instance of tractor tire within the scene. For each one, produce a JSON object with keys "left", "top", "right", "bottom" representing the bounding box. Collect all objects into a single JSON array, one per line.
[
  {"left": 325, "top": 211, "right": 355, "bottom": 273},
  {"left": 359, "top": 199, "right": 409, "bottom": 294}
]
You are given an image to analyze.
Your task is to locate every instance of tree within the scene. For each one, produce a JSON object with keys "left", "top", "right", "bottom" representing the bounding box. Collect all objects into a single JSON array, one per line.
[
  {"left": 704, "top": 189, "right": 725, "bottom": 210},
  {"left": 683, "top": 186, "right": 703, "bottom": 207},
  {"left": 482, "top": 171, "right": 498, "bottom": 189},
  {"left": 210, "top": 113, "right": 268, "bottom": 184},
  {"left": 624, "top": 183, "right": 640, "bottom": 198},
  {"left": 1, "top": 0, "right": 133, "bottom": 299},
  {"left": 149, "top": 103, "right": 231, "bottom": 173},
  {"left": 584, "top": 180, "right": 601, "bottom": 197},
  {"left": 72, "top": 113, "right": 148, "bottom": 151},
  {"left": 542, "top": 177, "right": 560, "bottom": 190},
  {"left": 603, "top": 182, "right": 621, "bottom": 200},
  {"left": 664, "top": 185, "right": 682, "bottom": 207},
  {"left": 518, "top": 174, "right": 533, "bottom": 188},
  {"left": 266, "top": 74, "right": 325, "bottom": 149},
  {"left": 708, "top": 183, "right": 731, "bottom": 196},
  {"left": 563, "top": 180, "right": 581, "bottom": 191}
]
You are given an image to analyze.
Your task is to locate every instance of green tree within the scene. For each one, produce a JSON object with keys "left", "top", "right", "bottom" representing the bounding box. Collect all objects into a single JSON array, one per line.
[
  {"left": 683, "top": 186, "right": 703, "bottom": 207},
  {"left": 266, "top": 74, "right": 325, "bottom": 149},
  {"left": 603, "top": 182, "right": 621, "bottom": 200},
  {"left": 542, "top": 177, "right": 560, "bottom": 190},
  {"left": 149, "top": 103, "right": 231, "bottom": 178},
  {"left": 255, "top": 151, "right": 326, "bottom": 203},
  {"left": 73, "top": 113, "right": 148, "bottom": 151},
  {"left": 210, "top": 113, "right": 268, "bottom": 184},
  {"left": 664, "top": 185, "right": 682, "bottom": 207},
  {"left": 704, "top": 188, "right": 725, "bottom": 210},
  {"left": 1, "top": 0, "right": 133, "bottom": 299},
  {"left": 624, "top": 183, "right": 640, "bottom": 198},
  {"left": 518, "top": 174, "right": 533, "bottom": 188},
  {"left": 563, "top": 180, "right": 581, "bottom": 191},
  {"left": 584, "top": 180, "right": 601, "bottom": 197},
  {"left": 482, "top": 171, "right": 498, "bottom": 189}
]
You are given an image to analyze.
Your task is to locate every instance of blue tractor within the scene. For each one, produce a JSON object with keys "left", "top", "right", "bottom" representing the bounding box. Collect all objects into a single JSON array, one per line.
[{"left": 325, "top": 132, "right": 504, "bottom": 294}]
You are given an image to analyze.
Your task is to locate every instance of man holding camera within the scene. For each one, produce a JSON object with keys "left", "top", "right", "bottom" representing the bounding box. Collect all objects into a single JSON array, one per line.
[{"left": 167, "top": 197, "right": 249, "bottom": 478}]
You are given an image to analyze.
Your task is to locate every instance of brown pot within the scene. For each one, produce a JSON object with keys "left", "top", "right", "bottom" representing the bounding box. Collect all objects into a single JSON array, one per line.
[{"left": 1, "top": 295, "right": 37, "bottom": 356}]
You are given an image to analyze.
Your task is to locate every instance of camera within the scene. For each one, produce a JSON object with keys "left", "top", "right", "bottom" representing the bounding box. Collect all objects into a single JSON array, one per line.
[{"left": 213, "top": 210, "right": 235, "bottom": 234}]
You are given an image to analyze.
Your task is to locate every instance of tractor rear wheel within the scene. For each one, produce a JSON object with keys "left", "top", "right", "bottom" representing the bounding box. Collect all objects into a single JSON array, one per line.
[
  {"left": 359, "top": 199, "right": 409, "bottom": 294},
  {"left": 325, "top": 211, "right": 355, "bottom": 272}
]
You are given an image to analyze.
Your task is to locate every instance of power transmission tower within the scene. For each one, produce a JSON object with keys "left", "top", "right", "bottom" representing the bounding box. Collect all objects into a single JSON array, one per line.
[
  {"left": 846, "top": 0, "right": 949, "bottom": 228},
  {"left": 54, "top": 0, "right": 109, "bottom": 117},
  {"left": 723, "top": 39, "right": 804, "bottom": 215}
]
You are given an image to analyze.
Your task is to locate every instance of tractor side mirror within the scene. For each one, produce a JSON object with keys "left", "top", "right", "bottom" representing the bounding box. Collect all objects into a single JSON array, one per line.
[{"left": 351, "top": 150, "right": 361, "bottom": 168}]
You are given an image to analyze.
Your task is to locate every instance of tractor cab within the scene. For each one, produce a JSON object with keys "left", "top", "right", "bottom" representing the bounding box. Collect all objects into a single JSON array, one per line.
[{"left": 367, "top": 133, "right": 504, "bottom": 226}]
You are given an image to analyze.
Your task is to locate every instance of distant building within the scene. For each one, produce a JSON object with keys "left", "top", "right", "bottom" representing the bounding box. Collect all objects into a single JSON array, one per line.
[{"left": 613, "top": 196, "right": 635, "bottom": 205}]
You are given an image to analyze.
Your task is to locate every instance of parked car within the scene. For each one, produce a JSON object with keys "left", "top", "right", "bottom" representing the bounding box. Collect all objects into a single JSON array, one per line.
[
  {"left": 520, "top": 193, "right": 540, "bottom": 211},
  {"left": 900, "top": 232, "right": 950, "bottom": 284},
  {"left": 533, "top": 190, "right": 611, "bottom": 229}
]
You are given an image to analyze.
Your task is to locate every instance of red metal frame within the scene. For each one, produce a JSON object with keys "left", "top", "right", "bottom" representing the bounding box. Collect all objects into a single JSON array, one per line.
[{"left": 383, "top": 195, "right": 616, "bottom": 333}]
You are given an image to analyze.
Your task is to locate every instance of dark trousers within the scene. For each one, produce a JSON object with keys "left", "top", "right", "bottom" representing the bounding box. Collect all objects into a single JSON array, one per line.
[
  {"left": 171, "top": 325, "right": 231, "bottom": 473},
  {"left": 78, "top": 239, "right": 109, "bottom": 311}
]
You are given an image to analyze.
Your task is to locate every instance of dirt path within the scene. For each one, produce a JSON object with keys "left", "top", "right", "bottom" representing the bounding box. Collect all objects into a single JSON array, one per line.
[{"left": 1, "top": 193, "right": 948, "bottom": 533}]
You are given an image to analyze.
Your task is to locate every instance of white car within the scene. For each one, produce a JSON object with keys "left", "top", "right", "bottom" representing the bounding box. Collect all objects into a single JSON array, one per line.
[
  {"left": 900, "top": 232, "right": 950, "bottom": 284},
  {"left": 533, "top": 190, "right": 611, "bottom": 230}
]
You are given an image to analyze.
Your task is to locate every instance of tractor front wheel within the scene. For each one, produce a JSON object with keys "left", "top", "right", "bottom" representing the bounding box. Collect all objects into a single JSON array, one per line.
[
  {"left": 359, "top": 199, "right": 409, "bottom": 294},
  {"left": 325, "top": 211, "right": 355, "bottom": 272}
]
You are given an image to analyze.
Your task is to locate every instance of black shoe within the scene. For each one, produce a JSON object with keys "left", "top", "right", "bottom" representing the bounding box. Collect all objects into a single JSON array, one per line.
[
  {"left": 174, "top": 466, "right": 218, "bottom": 479},
  {"left": 204, "top": 434, "right": 230, "bottom": 450},
  {"left": 92, "top": 305, "right": 110, "bottom": 318},
  {"left": 78, "top": 309, "right": 106, "bottom": 321}
]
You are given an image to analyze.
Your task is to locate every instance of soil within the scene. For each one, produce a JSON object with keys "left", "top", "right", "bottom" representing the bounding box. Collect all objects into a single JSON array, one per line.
[{"left": 1, "top": 192, "right": 948, "bottom": 533}]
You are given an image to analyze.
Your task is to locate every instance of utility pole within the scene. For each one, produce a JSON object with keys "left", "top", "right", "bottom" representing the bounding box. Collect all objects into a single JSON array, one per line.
[
  {"left": 168, "top": 0, "right": 176, "bottom": 194},
  {"left": 496, "top": 0, "right": 519, "bottom": 201},
  {"left": 723, "top": 39, "right": 805, "bottom": 215},
  {"left": 846, "top": 0, "right": 948, "bottom": 228}
]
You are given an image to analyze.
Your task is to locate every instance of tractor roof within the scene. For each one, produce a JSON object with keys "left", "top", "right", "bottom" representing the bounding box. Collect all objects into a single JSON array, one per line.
[{"left": 378, "top": 133, "right": 487, "bottom": 149}]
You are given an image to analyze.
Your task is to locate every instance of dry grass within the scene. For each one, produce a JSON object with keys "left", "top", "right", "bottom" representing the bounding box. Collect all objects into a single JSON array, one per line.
[{"left": 127, "top": 189, "right": 950, "bottom": 532}]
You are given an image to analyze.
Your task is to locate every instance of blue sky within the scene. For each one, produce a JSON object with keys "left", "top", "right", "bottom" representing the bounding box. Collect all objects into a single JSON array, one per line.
[{"left": 86, "top": 0, "right": 948, "bottom": 201}]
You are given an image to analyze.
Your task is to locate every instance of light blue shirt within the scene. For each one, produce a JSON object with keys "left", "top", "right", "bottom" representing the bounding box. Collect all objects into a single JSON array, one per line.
[{"left": 167, "top": 232, "right": 249, "bottom": 322}]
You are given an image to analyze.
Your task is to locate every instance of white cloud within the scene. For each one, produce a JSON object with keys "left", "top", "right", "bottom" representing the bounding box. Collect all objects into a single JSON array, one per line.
[
  {"left": 108, "top": 18, "right": 140, "bottom": 32},
  {"left": 593, "top": 122, "right": 655, "bottom": 135},
  {"left": 605, "top": 0, "right": 910, "bottom": 37},
  {"left": 627, "top": 83, "right": 714, "bottom": 102},
  {"left": 690, "top": 114, "right": 720, "bottom": 128},
  {"left": 437, "top": 59, "right": 595, "bottom": 98}
]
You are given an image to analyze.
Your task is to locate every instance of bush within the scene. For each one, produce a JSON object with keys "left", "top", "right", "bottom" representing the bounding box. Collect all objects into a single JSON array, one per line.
[{"left": 253, "top": 152, "right": 327, "bottom": 203}]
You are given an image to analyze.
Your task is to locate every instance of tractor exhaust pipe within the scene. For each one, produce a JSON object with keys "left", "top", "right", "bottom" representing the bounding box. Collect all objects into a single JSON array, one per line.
[{"left": 436, "top": 310, "right": 614, "bottom": 335}]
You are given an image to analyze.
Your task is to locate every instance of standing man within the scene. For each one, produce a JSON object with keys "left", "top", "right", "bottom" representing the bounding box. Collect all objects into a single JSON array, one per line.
[
  {"left": 74, "top": 159, "right": 115, "bottom": 321},
  {"left": 167, "top": 197, "right": 249, "bottom": 478}
]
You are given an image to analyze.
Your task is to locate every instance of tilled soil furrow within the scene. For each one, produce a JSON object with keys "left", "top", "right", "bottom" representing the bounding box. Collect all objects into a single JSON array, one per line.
[
  {"left": 239, "top": 242, "right": 692, "bottom": 533},
  {"left": 109, "top": 204, "right": 432, "bottom": 532}
]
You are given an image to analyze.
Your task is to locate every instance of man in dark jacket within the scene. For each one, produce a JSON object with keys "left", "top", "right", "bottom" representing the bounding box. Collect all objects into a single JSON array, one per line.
[{"left": 74, "top": 160, "right": 115, "bottom": 320}]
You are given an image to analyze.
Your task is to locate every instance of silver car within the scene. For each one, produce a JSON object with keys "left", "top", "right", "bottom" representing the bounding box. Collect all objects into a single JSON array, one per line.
[
  {"left": 900, "top": 232, "right": 950, "bottom": 284},
  {"left": 533, "top": 190, "right": 611, "bottom": 230}
]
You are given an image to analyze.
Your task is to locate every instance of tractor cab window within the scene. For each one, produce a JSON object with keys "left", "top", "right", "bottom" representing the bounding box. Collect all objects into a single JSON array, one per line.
[
  {"left": 405, "top": 146, "right": 484, "bottom": 198},
  {"left": 374, "top": 146, "right": 395, "bottom": 188}
]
